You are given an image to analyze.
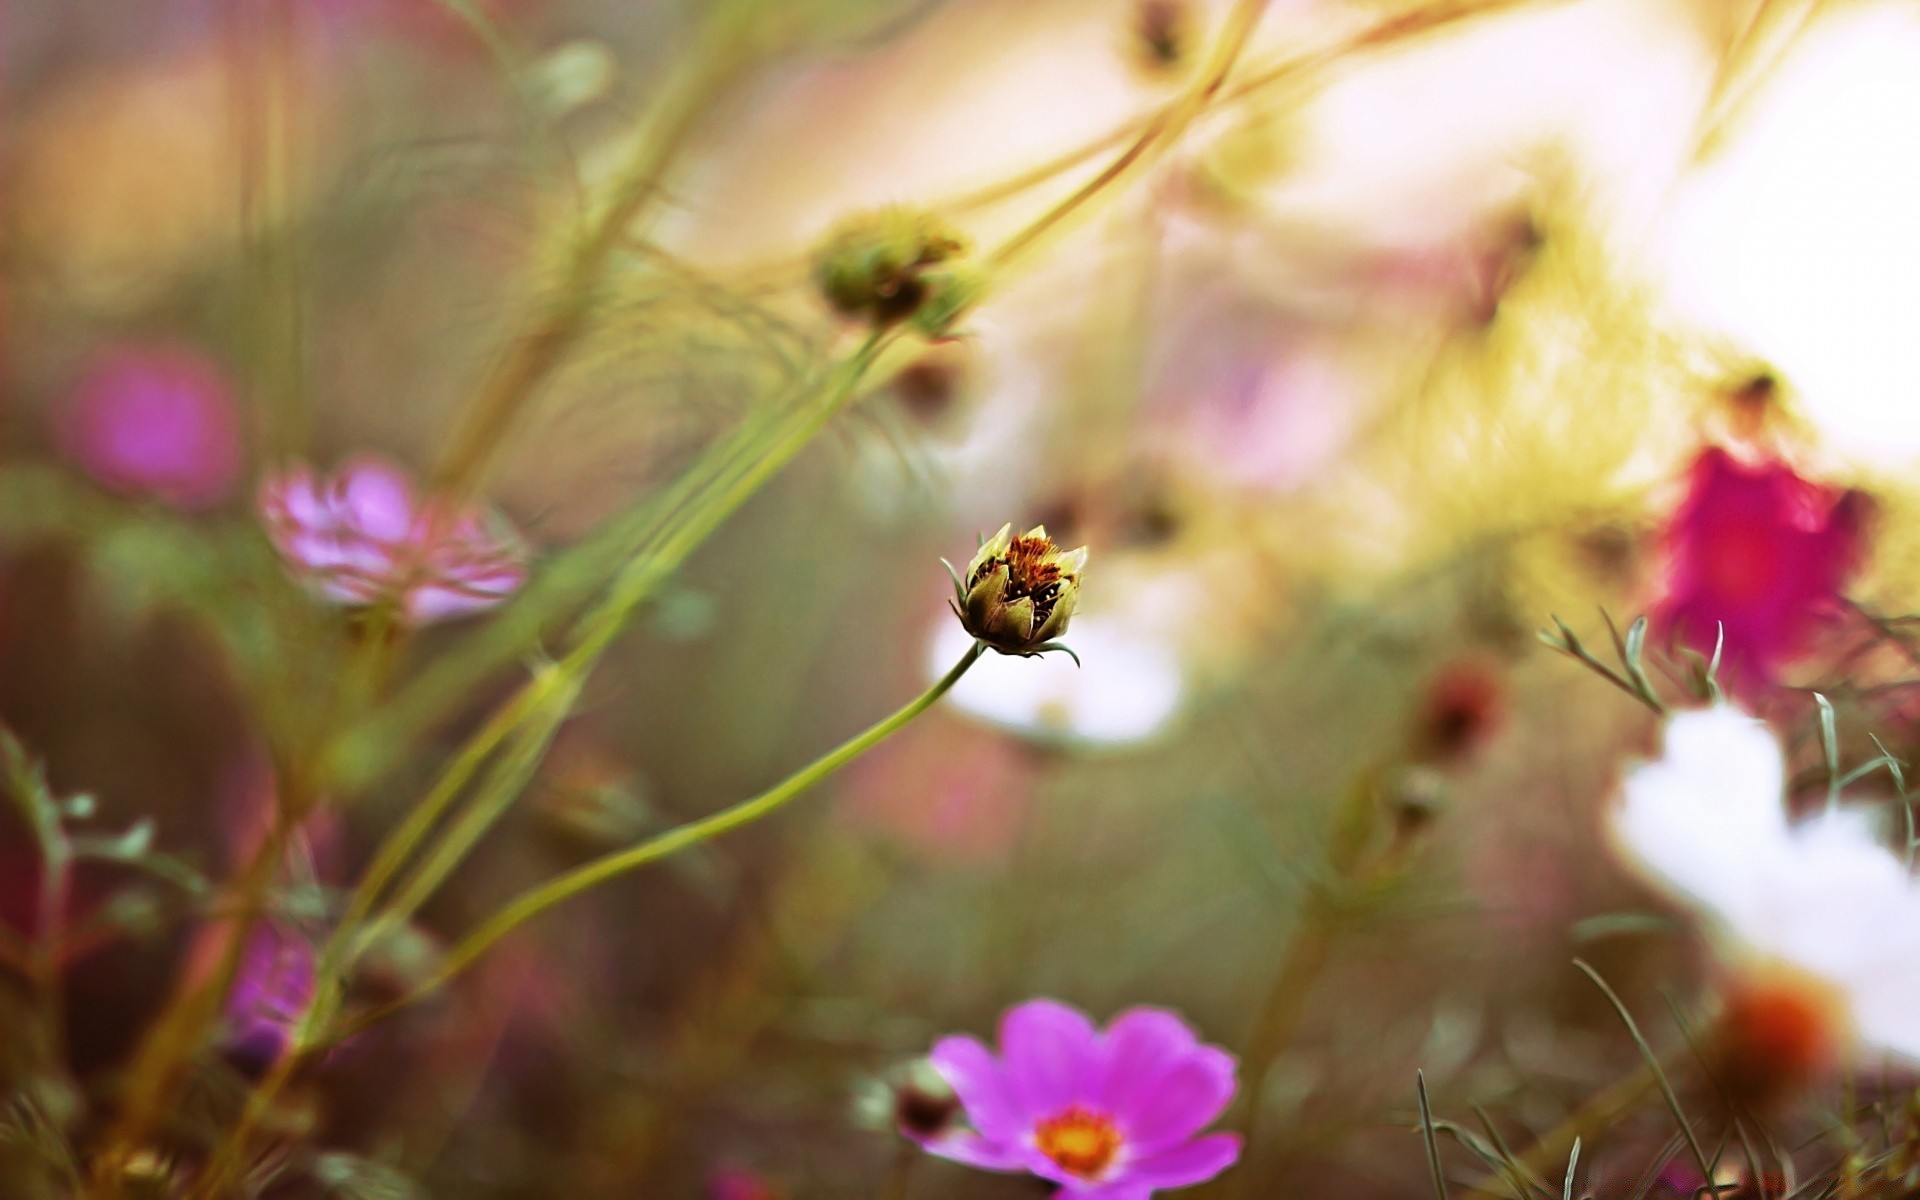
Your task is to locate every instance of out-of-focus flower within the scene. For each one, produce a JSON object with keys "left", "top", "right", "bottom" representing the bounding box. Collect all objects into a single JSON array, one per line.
[
  {"left": 914, "top": 999, "right": 1240, "bottom": 1198},
  {"left": 222, "top": 920, "right": 317, "bottom": 1076},
  {"left": 1610, "top": 705, "right": 1920, "bottom": 1088},
  {"left": 841, "top": 719, "right": 1038, "bottom": 865},
  {"left": 706, "top": 1166, "right": 783, "bottom": 1200},
  {"left": 950, "top": 524, "right": 1086, "bottom": 658},
  {"left": 1658, "top": 3, "right": 1920, "bottom": 469},
  {"left": 1654, "top": 447, "right": 1867, "bottom": 689},
  {"left": 259, "top": 457, "right": 527, "bottom": 623},
  {"left": 1410, "top": 659, "right": 1506, "bottom": 766},
  {"left": 56, "top": 343, "right": 242, "bottom": 509},
  {"left": 931, "top": 613, "right": 1182, "bottom": 745}
]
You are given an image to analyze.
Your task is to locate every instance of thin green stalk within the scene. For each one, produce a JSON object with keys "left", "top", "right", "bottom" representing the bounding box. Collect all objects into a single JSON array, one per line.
[
  {"left": 984, "top": 0, "right": 1272, "bottom": 271},
  {"left": 1573, "top": 959, "right": 1713, "bottom": 1185},
  {"left": 353, "top": 676, "right": 583, "bottom": 946},
  {"left": 432, "top": 0, "right": 758, "bottom": 500},
  {"left": 193, "top": 626, "right": 975, "bottom": 1193},
  {"left": 331, "top": 334, "right": 887, "bottom": 969},
  {"left": 338, "top": 640, "right": 986, "bottom": 1038}
]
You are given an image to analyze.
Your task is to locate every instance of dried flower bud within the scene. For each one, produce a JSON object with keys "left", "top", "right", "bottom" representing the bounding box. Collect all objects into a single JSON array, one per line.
[
  {"left": 1134, "top": 0, "right": 1190, "bottom": 71},
  {"left": 812, "top": 208, "right": 971, "bottom": 329},
  {"left": 853, "top": 1058, "right": 962, "bottom": 1139},
  {"left": 894, "top": 1059, "right": 961, "bottom": 1137},
  {"left": 947, "top": 524, "right": 1086, "bottom": 659},
  {"left": 1410, "top": 659, "right": 1505, "bottom": 766}
]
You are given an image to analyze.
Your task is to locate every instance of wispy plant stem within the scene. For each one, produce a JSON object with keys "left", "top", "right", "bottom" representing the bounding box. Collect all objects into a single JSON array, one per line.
[{"left": 339, "top": 640, "right": 986, "bottom": 1037}]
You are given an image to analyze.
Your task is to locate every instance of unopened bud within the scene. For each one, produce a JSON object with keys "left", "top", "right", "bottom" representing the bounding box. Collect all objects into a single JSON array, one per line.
[
  {"left": 947, "top": 524, "right": 1086, "bottom": 659},
  {"left": 812, "top": 208, "right": 971, "bottom": 330},
  {"left": 892, "top": 1059, "right": 960, "bottom": 1138}
]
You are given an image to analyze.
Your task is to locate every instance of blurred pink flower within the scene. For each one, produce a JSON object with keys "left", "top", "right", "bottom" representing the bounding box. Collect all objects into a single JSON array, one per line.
[
  {"left": 222, "top": 919, "right": 316, "bottom": 1076},
  {"left": 1655, "top": 447, "right": 1868, "bottom": 689},
  {"left": 58, "top": 343, "right": 242, "bottom": 509},
  {"left": 260, "top": 456, "right": 526, "bottom": 623},
  {"left": 839, "top": 719, "right": 1036, "bottom": 866},
  {"left": 706, "top": 1166, "right": 782, "bottom": 1200},
  {"left": 915, "top": 999, "right": 1241, "bottom": 1198}
]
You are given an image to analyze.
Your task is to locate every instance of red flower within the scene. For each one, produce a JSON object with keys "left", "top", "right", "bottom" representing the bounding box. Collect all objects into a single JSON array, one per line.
[{"left": 1656, "top": 448, "right": 1868, "bottom": 690}]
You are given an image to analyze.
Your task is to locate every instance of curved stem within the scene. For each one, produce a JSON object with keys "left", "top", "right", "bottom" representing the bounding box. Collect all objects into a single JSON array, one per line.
[
  {"left": 337, "top": 640, "right": 985, "bottom": 1039},
  {"left": 984, "top": 0, "right": 1272, "bottom": 272}
]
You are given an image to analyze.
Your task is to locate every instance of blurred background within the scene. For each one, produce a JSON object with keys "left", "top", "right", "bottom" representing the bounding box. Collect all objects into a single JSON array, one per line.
[{"left": 7, "top": 0, "right": 1920, "bottom": 1195}]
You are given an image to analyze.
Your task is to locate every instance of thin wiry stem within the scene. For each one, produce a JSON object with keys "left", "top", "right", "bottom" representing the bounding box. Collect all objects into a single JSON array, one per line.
[{"left": 335, "top": 640, "right": 987, "bottom": 1039}]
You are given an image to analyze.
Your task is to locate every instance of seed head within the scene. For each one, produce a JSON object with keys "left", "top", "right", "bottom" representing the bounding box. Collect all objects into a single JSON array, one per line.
[{"left": 948, "top": 524, "right": 1087, "bottom": 659}]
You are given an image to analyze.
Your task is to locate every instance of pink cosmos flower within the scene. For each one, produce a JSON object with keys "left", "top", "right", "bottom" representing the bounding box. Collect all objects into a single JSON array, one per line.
[
  {"left": 913, "top": 999, "right": 1241, "bottom": 1199},
  {"left": 259, "top": 456, "right": 526, "bottom": 623},
  {"left": 1655, "top": 447, "right": 1868, "bottom": 689},
  {"left": 58, "top": 343, "right": 242, "bottom": 509}
]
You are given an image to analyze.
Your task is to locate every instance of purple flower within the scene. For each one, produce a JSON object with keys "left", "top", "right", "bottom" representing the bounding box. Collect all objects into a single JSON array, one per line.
[
  {"left": 259, "top": 456, "right": 527, "bottom": 623},
  {"left": 58, "top": 343, "right": 242, "bottom": 509},
  {"left": 1655, "top": 447, "right": 1868, "bottom": 690},
  {"left": 223, "top": 920, "right": 316, "bottom": 1076},
  {"left": 913, "top": 999, "right": 1241, "bottom": 1199}
]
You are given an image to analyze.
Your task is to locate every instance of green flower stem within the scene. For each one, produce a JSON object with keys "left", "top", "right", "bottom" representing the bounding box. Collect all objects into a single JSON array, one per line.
[
  {"left": 331, "top": 334, "right": 890, "bottom": 964},
  {"left": 983, "top": 0, "right": 1271, "bottom": 272},
  {"left": 338, "top": 639, "right": 988, "bottom": 1039},
  {"left": 431, "top": 0, "right": 758, "bottom": 500},
  {"left": 195, "top": 629, "right": 973, "bottom": 1200}
]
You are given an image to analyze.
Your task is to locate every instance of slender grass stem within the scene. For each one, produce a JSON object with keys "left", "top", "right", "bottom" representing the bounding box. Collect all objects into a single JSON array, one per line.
[
  {"left": 191, "top": 632, "right": 976, "bottom": 1194},
  {"left": 984, "top": 0, "right": 1272, "bottom": 272},
  {"left": 336, "top": 640, "right": 985, "bottom": 1039}
]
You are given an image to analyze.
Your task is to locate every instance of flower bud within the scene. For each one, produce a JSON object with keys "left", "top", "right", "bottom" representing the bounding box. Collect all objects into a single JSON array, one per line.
[
  {"left": 1133, "top": 0, "right": 1190, "bottom": 72},
  {"left": 947, "top": 524, "right": 1087, "bottom": 658},
  {"left": 853, "top": 1058, "right": 962, "bottom": 1140},
  {"left": 812, "top": 208, "right": 970, "bottom": 329}
]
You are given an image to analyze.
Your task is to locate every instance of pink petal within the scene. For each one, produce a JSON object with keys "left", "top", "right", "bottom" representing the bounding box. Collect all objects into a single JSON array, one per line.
[
  {"left": 1000, "top": 999, "right": 1100, "bottom": 1116},
  {"left": 1122, "top": 1133, "right": 1242, "bottom": 1188},
  {"left": 1113, "top": 1046, "right": 1236, "bottom": 1153},
  {"left": 911, "top": 1129, "right": 1025, "bottom": 1173},
  {"left": 1092, "top": 1008, "right": 1199, "bottom": 1111},
  {"left": 338, "top": 459, "right": 416, "bottom": 541},
  {"left": 929, "top": 1035, "right": 1025, "bottom": 1141}
]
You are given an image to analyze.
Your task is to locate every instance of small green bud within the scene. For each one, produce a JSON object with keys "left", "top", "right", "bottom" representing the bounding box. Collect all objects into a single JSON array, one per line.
[
  {"left": 947, "top": 524, "right": 1087, "bottom": 658},
  {"left": 812, "top": 208, "right": 970, "bottom": 328}
]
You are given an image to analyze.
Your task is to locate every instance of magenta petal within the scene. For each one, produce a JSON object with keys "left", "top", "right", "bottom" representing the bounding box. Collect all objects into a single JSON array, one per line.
[
  {"left": 1125, "top": 1133, "right": 1242, "bottom": 1188},
  {"left": 911, "top": 1129, "right": 1025, "bottom": 1173},
  {"left": 1093, "top": 1008, "right": 1199, "bottom": 1111},
  {"left": 1114, "top": 1047, "right": 1236, "bottom": 1152},
  {"left": 339, "top": 459, "right": 416, "bottom": 541},
  {"left": 1000, "top": 999, "right": 1100, "bottom": 1116},
  {"left": 929, "top": 1035, "right": 1024, "bottom": 1140}
]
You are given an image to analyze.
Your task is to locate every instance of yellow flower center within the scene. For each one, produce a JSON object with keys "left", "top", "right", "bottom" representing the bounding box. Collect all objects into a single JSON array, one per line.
[{"left": 1034, "top": 1106, "right": 1124, "bottom": 1180}]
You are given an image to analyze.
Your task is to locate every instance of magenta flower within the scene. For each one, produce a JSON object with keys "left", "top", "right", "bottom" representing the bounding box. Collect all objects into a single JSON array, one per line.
[
  {"left": 57, "top": 343, "right": 242, "bottom": 509},
  {"left": 222, "top": 920, "right": 316, "bottom": 1076},
  {"left": 1656, "top": 447, "right": 1868, "bottom": 689},
  {"left": 259, "top": 456, "right": 527, "bottom": 623},
  {"left": 913, "top": 999, "right": 1241, "bottom": 1199}
]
